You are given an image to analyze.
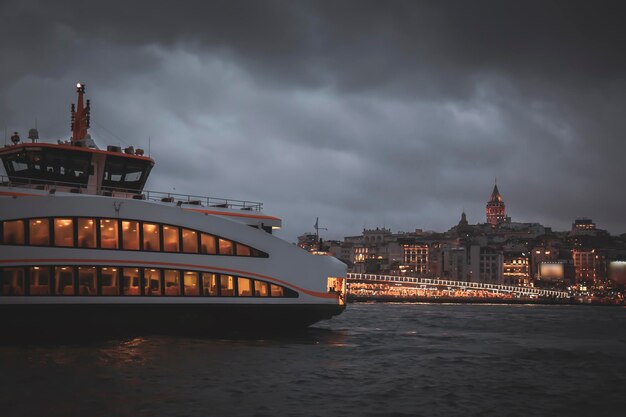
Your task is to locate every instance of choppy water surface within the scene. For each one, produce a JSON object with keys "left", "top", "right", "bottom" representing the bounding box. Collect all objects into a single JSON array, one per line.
[{"left": 1, "top": 304, "right": 625, "bottom": 417}]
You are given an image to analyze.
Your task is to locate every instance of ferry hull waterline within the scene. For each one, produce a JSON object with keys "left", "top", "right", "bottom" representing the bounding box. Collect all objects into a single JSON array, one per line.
[{"left": 0, "top": 84, "right": 346, "bottom": 339}]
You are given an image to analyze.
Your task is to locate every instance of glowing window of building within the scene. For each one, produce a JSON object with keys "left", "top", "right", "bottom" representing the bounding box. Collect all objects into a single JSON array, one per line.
[
  {"left": 237, "top": 277, "right": 252, "bottom": 296},
  {"left": 236, "top": 244, "right": 251, "bottom": 256},
  {"left": 142, "top": 223, "right": 161, "bottom": 251},
  {"left": 54, "top": 218, "right": 75, "bottom": 247},
  {"left": 163, "top": 226, "right": 180, "bottom": 252},
  {"left": 270, "top": 284, "right": 284, "bottom": 297},
  {"left": 101, "top": 267, "right": 120, "bottom": 296},
  {"left": 184, "top": 271, "right": 200, "bottom": 296},
  {"left": 254, "top": 280, "right": 269, "bottom": 297},
  {"left": 144, "top": 268, "right": 161, "bottom": 296},
  {"left": 78, "top": 266, "right": 97, "bottom": 295},
  {"left": 220, "top": 274, "right": 235, "bottom": 296},
  {"left": 182, "top": 229, "right": 198, "bottom": 253},
  {"left": 219, "top": 239, "right": 234, "bottom": 255},
  {"left": 123, "top": 268, "right": 141, "bottom": 295},
  {"left": 164, "top": 270, "right": 181, "bottom": 295},
  {"left": 29, "top": 219, "right": 50, "bottom": 246},
  {"left": 55, "top": 266, "right": 75, "bottom": 296},
  {"left": 100, "top": 219, "right": 119, "bottom": 249},
  {"left": 29, "top": 266, "right": 51, "bottom": 295},
  {"left": 77, "top": 218, "right": 96, "bottom": 248},
  {"left": 2, "top": 220, "right": 24, "bottom": 245},
  {"left": 202, "top": 273, "right": 218, "bottom": 296},
  {"left": 122, "top": 221, "right": 140, "bottom": 250},
  {"left": 2, "top": 267, "right": 25, "bottom": 295}
]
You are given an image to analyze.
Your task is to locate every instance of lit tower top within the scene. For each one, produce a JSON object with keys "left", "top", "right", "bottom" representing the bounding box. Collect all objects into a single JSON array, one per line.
[
  {"left": 70, "top": 83, "right": 92, "bottom": 145},
  {"left": 486, "top": 182, "right": 506, "bottom": 226}
]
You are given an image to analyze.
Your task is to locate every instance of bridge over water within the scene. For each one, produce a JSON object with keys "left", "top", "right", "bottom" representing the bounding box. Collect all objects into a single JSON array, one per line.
[{"left": 346, "top": 273, "right": 569, "bottom": 299}]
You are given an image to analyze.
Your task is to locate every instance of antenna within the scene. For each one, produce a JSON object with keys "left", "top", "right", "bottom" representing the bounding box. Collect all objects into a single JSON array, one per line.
[
  {"left": 148, "top": 136, "right": 151, "bottom": 158},
  {"left": 313, "top": 217, "right": 328, "bottom": 248},
  {"left": 4, "top": 127, "right": 6, "bottom": 146}
]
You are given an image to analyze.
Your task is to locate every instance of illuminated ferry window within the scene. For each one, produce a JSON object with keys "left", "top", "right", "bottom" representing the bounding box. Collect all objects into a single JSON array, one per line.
[
  {"left": 143, "top": 223, "right": 161, "bottom": 251},
  {"left": 123, "top": 268, "right": 141, "bottom": 296},
  {"left": 182, "top": 229, "right": 198, "bottom": 253},
  {"left": 78, "top": 267, "right": 97, "bottom": 295},
  {"left": 237, "top": 277, "right": 252, "bottom": 296},
  {"left": 184, "top": 271, "right": 200, "bottom": 296},
  {"left": 144, "top": 268, "right": 161, "bottom": 296},
  {"left": 2, "top": 267, "right": 25, "bottom": 295},
  {"left": 218, "top": 239, "right": 234, "bottom": 255},
  {"left": 202, "top": 272, "right": 218, "bottom": 296},
  {"left": 220, "top": 274, "right": 235, "bottom": 296},
  {"left": 270, "top": 284, "right": 283, "bottom": 297},
  {"left": 201, "top": 233, "right": 217, "bottom": 254},
  {"left": 29, "top": 267, "right": 51, "bottom": 295},
  {"left": 254, "top": 280, "right": 269, "bottom": 297},
  {"left": 29, "top": 219, "right": 50, "bottom": 246},
  {"left": 54, "top": 218, "right": 74, "bottom": 247},
  {"left": 3, "top": 220, "right": 24, "bottom": 245},
  {"left": 77, "top": 218, "right": 96, "bottom": 248},
  {"left": 122, "top": 221, "right": 140, "bottom": 250},
  {"left": 101, "top": 267, "right": 120, "bottom": 296},
  {"left": 100, "top": 219, "right": 119, "bottom": 249},
  {"left": 163, "top": 226, "right": 179, "bottom": 252},
  {"left": 164, "top": 270, "right": 181, "bottom": 296},
  {"left": 236, "top": 244, "right": 251, "bottom": 256},
  {"left": 55, "top": 267, "right": 75, "bottom": 296}
]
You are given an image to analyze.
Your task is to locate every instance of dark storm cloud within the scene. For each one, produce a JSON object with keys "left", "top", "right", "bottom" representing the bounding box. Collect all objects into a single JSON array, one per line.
[{"left": 1, "top": 0, "right": 626, "bottom": 239}]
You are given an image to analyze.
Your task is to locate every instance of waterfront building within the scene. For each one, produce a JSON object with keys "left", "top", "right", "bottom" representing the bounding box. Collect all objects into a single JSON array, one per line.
[
  {"left": 572, "top": 249, "right": 597, "bottom": 282},
  {"left": 503, "top": 252, "right": 530, "bottom": 286}
]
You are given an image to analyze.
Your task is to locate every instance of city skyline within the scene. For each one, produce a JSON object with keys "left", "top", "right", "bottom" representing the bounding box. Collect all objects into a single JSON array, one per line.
[{"left": 2, "top": 1, "right": 626, "bottom": 240}]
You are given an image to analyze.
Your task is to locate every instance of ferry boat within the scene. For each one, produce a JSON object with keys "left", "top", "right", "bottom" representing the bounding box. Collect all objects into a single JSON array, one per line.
[{"left": 0, "top": 83, "right": 346, "bottom": 337}]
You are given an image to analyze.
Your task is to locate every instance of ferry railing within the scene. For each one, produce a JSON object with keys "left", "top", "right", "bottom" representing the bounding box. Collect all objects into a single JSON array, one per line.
[
  {"left": 0, "top": 174, "right": 263, "bottom": 211},
  {"left": 346, "top": 272, "right": 569, "bottom": 298}
]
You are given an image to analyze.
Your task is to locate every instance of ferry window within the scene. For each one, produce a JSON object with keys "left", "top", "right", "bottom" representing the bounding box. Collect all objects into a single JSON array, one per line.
[
  {"left": 236, "top": 244, "right": 251, "bottom": 256},
  {"left": 3, "top": 220, "right": 24, "bottom": 245},
  {"left": 122, "top": 221, "right": 140, "bottom": 250},
  {"left": 2, "top": 267, "right": 25, "bottom": 295},
  {"left": 142, "top": 223, "right": 161, "bottom": 251},
  {"left": 164, "top": 270, "right": 181, "bottom": 296},
  {"left": 101, "top": 267, "right": 120, "bottom": 296},
  {"left": 144, "top": 268, "right": 162, "bottom": 296},
  {"left": 55, "top": 267, "right": 75, "bottom": 296},
  {"left": 77, "top": 218, "right": 96, "bottom": 248},
  {"left": 237, "top": 277, "right": 252, "bottom": 297},
  {"left": 29, "top": 267, "right": 51, "bottom": 295},
  {"left": 254, "top": 280, "right": 269, "bottom": 297},
  {"left": 218, "top": 239, "right": 234, "bottom": 255},
  {"left": 201, "top": 234, "right": 217, "bottom": 254},
  {"left": 54, "top": 218, "right": 75, "bottom": 247},
  {"left": 29, "top": 219, "right": 50, "bottom": 246},
  {"left": 163, "top": 226, "right": 179, "bottom": 252},
  {"left": 270, "top": 284, "right": 283, "bottom": 297},
  {"left": 100, "top": 219, "right": 119, "bottom": 249},
  {"left": 78, "top": 267, "right": 97, "bottom": 295},
  {"left": 220, "top": 274, "right": 235, "bottom": 296},
  {"left": 184, "top": 271, "right": 200, "bottom": 296},
  {"left": 182, "top": 229, "right": 198, "bottom": 253},
  {"left": 123, "top": 268, "right": 141, "bottom": 295},
  {"left": 103, "top": 160, "right": 124, "bottom": 183},
  {"left": 202, "top": 273, "right": 218, "bottom": 296}
]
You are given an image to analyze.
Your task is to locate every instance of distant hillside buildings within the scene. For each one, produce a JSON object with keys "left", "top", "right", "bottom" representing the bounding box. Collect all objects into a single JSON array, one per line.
[{"left": 298, "top": 182, "right": 626, "bottom": 292}]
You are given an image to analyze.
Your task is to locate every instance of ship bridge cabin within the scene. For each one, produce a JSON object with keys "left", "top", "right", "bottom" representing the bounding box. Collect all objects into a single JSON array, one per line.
[
  {"left": 0, "top": 83, "right": 154, "bottom": 198},
  {"left": 0, "top": 142, "right": 154, "bottom": 197}
]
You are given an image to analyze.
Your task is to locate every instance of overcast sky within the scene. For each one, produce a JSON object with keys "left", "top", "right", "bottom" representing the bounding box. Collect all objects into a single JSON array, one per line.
[{"left": 1, "top": 0, "right": 625, "bottom": 240}]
